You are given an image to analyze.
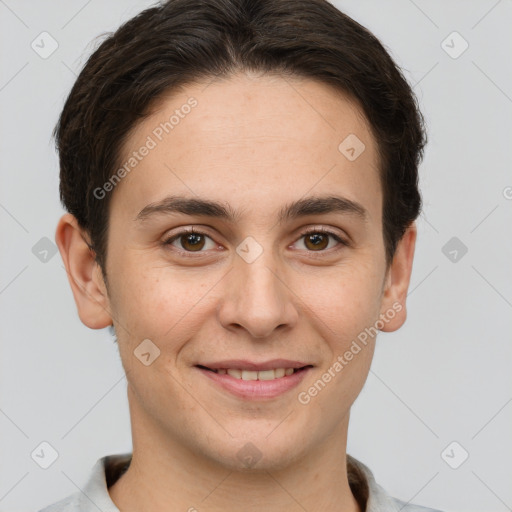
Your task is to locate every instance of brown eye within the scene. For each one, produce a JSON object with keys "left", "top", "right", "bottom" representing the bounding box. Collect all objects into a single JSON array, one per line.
[
  {"left": 180, "top": 232, "right": 206, "bottom": 251},
  {"left": 163, "top": 228, "right": 216, "bottom": 254},
  {"left": 304, "top": 232, "right": 329, "bottom": 251},
  {"left": 296, "top": 228, "right": 348, "bottom": 253}
]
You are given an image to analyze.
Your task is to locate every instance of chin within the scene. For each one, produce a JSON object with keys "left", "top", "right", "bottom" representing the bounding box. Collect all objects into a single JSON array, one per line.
[{"left": 198, "top": 429, "right": 307, "bottom": 473}]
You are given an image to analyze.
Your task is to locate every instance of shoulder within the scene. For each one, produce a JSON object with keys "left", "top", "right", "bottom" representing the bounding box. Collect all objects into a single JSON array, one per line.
[
  {"left": 36, "top": 452, "right": 131, "bottom": 512},
  {"left": 347, "top": 454, "right": 447, "bottom": 512},
  {"left": 393, "top": 498, "right": 446, "bottom": 511},
  {"left": 38, "top": 492, "right": 80, "bottom": 512}
]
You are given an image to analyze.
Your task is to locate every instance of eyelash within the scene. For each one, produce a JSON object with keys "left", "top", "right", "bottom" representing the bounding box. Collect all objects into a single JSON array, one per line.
[{"left": 162, "top": 227, "right": 349, "bottom": 258}]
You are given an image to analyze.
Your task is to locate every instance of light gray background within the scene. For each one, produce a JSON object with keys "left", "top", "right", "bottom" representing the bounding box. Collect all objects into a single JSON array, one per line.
[{"left": 1, "top": 1, "right": 511, "bottom": 511}]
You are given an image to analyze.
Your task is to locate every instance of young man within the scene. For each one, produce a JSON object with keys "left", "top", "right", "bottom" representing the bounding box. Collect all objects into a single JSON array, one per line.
[{"left": 42, "top": 0, "right": 443, "bottom": 510}]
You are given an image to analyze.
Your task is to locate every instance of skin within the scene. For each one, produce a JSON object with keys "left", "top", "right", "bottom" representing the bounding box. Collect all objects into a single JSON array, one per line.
[{"left": 56, "top": 71, "right": 416, "bottom": 512}]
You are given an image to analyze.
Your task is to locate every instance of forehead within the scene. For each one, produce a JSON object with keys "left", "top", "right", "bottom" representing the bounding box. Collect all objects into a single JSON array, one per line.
[{"left": 110, "top": 71, "right": 382, "bottom": 226}]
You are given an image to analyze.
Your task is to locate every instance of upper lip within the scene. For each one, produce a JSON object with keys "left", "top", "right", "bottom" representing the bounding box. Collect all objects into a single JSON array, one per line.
[{"left": 196, "top": 359, "right": 312, "bottom": 371}]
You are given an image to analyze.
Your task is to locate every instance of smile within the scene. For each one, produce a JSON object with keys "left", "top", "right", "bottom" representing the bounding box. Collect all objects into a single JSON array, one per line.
[
  {"left": 199, "top": 366, "right": 303, "bottom": 380},
  {"left": 195, "top": 363, "right": 313, "bottom": 400}
]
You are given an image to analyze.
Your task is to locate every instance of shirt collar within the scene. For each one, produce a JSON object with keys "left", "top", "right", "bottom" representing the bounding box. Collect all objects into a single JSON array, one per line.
[{"left": 62, "top": 452, "right": 408, "bottom": 512}]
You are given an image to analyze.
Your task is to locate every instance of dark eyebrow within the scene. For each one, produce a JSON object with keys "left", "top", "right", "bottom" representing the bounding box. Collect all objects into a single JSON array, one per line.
[
  {"left": 277, "top": 195, "right": 368, "bottom": 224},
  {"left": 134, "top": 195, "right": 368, "bottom": 224}
]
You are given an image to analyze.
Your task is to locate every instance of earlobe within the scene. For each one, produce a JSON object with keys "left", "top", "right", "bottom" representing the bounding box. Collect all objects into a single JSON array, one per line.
[
  {"left": 55, "top": 213, "right": 113, "bottom": 329},
  {"left": 379, "top": 222, "right": 417, "bottom": 333}
]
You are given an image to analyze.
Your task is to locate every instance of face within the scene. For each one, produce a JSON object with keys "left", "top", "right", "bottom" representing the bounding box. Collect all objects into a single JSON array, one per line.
[{"left": 58, "top": 71, "right": 415, "bottom": 471}]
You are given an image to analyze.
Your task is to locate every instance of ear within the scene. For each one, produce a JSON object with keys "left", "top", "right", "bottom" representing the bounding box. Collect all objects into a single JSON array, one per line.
[
  {"left": 55, "top": 213, "right": 113, "bottom": 329},
  {"left": 378, "top": 222, "right": 417, "bottom": 332}
]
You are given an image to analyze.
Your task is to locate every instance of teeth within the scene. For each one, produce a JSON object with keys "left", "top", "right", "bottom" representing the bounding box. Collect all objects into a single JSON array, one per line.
[
  {"left": 227, "top": 369, "right": 242, "bottom": 379},
  {"left": 219, "top": 368, "right": 298, "bottom": 380},
  {"left": 257, "top": 370, "right": 276, "bottom": 381}
]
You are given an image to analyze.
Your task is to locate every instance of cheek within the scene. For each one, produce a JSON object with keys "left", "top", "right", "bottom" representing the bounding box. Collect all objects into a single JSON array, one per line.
[
  {"left": 299, "top": 269, "right": 379, "bottom": 412},
  {"left": 298, "top": 262, "right": 383, "bottom": 342},
  {"left": 110, "top": 261, "right": 216, "bottom": 348}
]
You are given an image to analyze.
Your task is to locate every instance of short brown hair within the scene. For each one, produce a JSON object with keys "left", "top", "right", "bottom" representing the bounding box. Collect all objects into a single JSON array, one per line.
[{"left": 54, "top": 0, "right": 427, "bottom": 276}]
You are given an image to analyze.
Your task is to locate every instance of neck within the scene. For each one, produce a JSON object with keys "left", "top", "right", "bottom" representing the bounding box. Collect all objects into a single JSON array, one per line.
[{"left": 109, "top": 390, "right": 362, "bottom": 512}]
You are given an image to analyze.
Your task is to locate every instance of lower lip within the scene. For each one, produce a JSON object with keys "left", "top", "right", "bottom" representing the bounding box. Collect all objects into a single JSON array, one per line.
[{"left": 196, "top": 367, "right": 312, "bottom": 400}]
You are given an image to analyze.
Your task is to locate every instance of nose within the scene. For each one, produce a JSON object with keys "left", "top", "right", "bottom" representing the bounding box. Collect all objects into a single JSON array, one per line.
[{"left": 217, "top": 252, "right": 299, "bottom": 339}]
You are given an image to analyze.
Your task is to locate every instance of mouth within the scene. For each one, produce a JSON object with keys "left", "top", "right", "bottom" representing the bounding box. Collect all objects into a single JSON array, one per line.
[
  {"left": 194, "top": 361, "right": 314, "bottom": 400},
  {"left": 196, "top": 365, "right": 311, "bottom": 381}
]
